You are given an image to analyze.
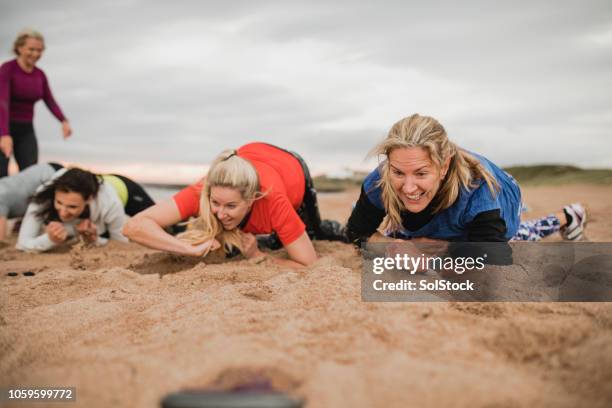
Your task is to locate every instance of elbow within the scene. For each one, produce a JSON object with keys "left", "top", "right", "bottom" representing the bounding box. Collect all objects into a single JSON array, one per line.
[
  {"left": 302, "top": 259, "right": 316, "bottom": 267},
  {"left": 15, "top": 241, "right": 42, "bottom": 253},
  {"left": 300, "top": 253, "right": 318, "bottom": 267}
]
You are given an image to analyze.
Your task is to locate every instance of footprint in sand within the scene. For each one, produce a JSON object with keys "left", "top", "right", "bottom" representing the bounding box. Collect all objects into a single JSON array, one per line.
[
  {"left": 239, "top": 282, "right": 275, "bottom": 301},
  {"left": 450, "top": 302, "right": 505, "bottom": 318}
]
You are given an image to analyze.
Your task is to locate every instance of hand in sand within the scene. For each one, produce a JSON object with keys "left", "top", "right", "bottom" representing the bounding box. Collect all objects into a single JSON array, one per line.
[
  {"left": 0, "top": 136, "right": 12, "bottom": 158},
  {"left": 241, "top": 232, "right": 263, "bottom": 259},
  {"left": 46, "top": 221, "right": 68, "bottom": 244},
  {"left": 62, "top": 121, "right": 72, "bottom": 139},
  {"left": 385, "top": 239, "right": 429, "bottom": 273},
  {"left": 76, "top": 219, "right": 98, "bottom": 243},
  {"left": 187, "top": 238, "right": 221, "bottom": 257}
]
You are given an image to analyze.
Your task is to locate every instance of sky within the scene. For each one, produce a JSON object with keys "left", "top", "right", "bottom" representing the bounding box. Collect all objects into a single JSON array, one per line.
[{"left": 2, "top": 0, "right": 611, "bottom": 183}]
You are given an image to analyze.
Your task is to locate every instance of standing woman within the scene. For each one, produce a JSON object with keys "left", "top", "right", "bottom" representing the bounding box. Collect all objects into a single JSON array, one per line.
[{"left": 0, "top": 29, "right": 72, "bottom": 177}]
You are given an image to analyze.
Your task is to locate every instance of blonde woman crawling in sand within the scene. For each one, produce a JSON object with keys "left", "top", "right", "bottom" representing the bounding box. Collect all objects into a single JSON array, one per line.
[
  {"left": 344, "top": 113, "right": 588, "bottom": 252},
  {"left": 123, "top": 142, "right": 345, "bottom": 268}
]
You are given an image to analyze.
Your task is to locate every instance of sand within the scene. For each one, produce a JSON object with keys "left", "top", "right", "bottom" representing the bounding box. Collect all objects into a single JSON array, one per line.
[{"left": 1, "top": 184, "right": 612, "bottom": 407}]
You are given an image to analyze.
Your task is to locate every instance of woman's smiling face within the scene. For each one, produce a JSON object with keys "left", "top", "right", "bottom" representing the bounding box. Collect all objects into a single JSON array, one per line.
[
  {"left": 54, "top": 190, "right": 88, "bottom": 222},
  {"left": 388, "top": 147, "right": 449, "bottom": 213},
  {"left": 17, "top": 37, "right": 44, "bottom": 67},
  {"left": 209, "top": 186, "right": 252, "bottom": 230}
]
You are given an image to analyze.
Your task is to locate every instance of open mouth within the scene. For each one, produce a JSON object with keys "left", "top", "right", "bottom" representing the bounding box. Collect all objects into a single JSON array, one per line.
[{"left": 404, "top": 192, "right": 425, "bottom": 202}]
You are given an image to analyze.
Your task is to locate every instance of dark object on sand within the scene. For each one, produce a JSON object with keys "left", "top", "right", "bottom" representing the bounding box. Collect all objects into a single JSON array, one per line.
[
  {"left": 160, "top": 391, "right": 302, "bottom": 408},
  {"left": 22, "top": 271, "right": 36, "bottom": 276},
  {"left": 161, "top": 381, "right": 302, "bottom": 408},
  {"left": 7, "top": 272, "right": 18, "bottom": 277}
]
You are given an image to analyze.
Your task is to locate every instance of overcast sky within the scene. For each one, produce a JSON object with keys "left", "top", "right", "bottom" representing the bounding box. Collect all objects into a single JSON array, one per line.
[{"left": 2, "top": 0, "right": 611, "bottom": 182}]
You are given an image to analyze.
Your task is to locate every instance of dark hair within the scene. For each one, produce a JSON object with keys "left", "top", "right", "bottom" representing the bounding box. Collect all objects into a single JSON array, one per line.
[{"left": 32, "top": 168, "right": 102, "bottom": 224}]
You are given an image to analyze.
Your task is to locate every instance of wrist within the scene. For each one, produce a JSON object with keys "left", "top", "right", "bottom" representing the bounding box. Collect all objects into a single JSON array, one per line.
[
  {"left": 249, "top": 252, "right": 268, "bottom": 265},
  {"left": 245, "top": 248, "right": 264, "bottom": 259},
  {"left": 183, "top": 242, "right": 204, "bottom": 257},
  {"left": 47, "top": 234, "right": 64, "bottom": 244}
]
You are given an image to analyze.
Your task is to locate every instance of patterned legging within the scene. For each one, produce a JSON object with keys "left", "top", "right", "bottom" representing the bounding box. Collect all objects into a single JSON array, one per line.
[{"left": 512, "top": 214, "right": 561, "bottom": 241}]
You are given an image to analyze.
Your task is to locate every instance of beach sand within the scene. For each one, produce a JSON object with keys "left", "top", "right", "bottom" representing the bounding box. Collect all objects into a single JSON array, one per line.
[{"left": 1, "top": 184, "right": 612, "bottom": 407}]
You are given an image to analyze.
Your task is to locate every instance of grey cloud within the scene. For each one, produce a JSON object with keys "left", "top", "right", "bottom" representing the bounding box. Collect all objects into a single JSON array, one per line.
[{"left": 2, "top": 0, "right": 611, "bottom": 173}]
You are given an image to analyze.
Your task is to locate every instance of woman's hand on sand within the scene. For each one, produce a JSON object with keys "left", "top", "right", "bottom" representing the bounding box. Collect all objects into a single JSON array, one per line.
[
  {"left": 76, "top": 219, "right": 98, "bottom": 243},
  {"left": 386, "top": 240, "right": 429, "bottom": 273},
  {"left": 240, "top": 232, "right": 264, "bottom": 259},
  {"left": 187, "top": 238, "right": 220, "bottom": 257},
  {"left": 62, "top": 121, "right": 72, "bottom": 139},
  {"left": 0, "top": 136, "right": 12, "bottom": 158},
  {"left": 46, "top": 221, "right": 68, "bottom": 243}
]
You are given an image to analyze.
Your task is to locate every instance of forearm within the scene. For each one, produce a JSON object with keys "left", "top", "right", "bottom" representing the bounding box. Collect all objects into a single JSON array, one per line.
[
  {"left": 345, "top": 185, "right": 386, "bottom": 245},
  {"left": 16, "top": 210, "right": 56, "bottom": 252},
  {"left": 366, "top": 231, "right": 396, "bottom": 243},
  {"left": 0, "top": 217, "right": 7, "bottom": 241},
  {"left": 123, "top": 216, "right": 195, "bottom": 256},
  {"left": 243, "top": 246, "right": 309, "bottom": 269},
  {"left": 0, "top": 69, "right": 10, "bottom": 135},
  {"left": 16, "top": 232, "right": 56, "bottom": 252},
  {"left": 42, "top": 75, "right": 66, "bottom": 122},
  {"left": 270, "top": 256, "right": 308, "bottom": 268}
]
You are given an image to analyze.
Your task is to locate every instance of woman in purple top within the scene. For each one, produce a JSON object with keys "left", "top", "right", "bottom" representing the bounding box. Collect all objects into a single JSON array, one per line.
[{"left": 0, "top": 29, "right": 72, "bottom": 177}]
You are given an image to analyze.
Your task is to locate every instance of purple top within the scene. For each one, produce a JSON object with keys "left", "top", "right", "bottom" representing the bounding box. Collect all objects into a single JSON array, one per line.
[{"left": 0, "top": 59, "right": 67, "bottom": 136}]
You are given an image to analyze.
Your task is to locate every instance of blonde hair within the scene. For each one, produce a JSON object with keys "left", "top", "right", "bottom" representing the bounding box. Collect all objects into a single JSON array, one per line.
[
  {"left": 178, "top": 149, "right": 265, "bottom": 255},
  {"left": 13, "top": 29, "right": 45, "bottom": 55},
  {"left": 371, "top": 114, "right": 499, "bottom": 232}
]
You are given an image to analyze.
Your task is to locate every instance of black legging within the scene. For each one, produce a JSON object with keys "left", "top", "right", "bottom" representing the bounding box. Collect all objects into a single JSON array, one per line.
[{"left": 0, "top": 122, "right": 38, "bottom": 177}]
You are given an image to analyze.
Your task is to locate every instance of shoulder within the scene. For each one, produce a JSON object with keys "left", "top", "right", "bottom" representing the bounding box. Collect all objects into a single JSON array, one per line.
[
  {"left": 172, "top": 181, "right": 203, "bottom": 219},
  {"left": 0, "top": 59, "right": 16, "bottom": 75},
  {"left": 467, "top": 151, "right": 512, "bottom": 184},
  {"left": 97, "top": 183, "right": 123, "bottom": 208},
  {"left": 362, "top": 166, "right": 384, "bottom": 209},
  {"left": 34, "top": 66, "right": 47, "bottom": 80},
  {"left": 449, "top": 153, "right": 504, "bottom": 221},
  {"left": 174, "top": 182, "right": 203, "bottom": 203}
]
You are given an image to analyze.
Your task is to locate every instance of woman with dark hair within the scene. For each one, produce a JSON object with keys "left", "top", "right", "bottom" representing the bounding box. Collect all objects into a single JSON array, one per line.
[
  {"left": 0, "top": 29, "right": 72, "bottom": 177},
  {"left": 16, "top": 167, "right": 155, "bottom": 252}
]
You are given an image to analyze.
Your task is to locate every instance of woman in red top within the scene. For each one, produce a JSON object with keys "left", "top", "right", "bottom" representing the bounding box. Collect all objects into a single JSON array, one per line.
[
  {"left": 0, "top": 29, "right": 72, "bottom": 177},
  {"left": 123, "top": 142, "right": 344, "bottom": 267}
]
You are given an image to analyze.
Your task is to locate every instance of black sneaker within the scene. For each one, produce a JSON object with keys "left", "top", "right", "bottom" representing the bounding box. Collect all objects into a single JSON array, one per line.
[
  {"left": 256, "top": 233, "right": 283, "bottom": 250},
  {"left": 319, "top": 220, "right": 348, "bottom": 242}
]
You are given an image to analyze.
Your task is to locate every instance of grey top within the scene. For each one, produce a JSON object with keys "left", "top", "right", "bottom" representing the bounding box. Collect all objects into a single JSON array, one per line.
[{"left": 0, "top": 163, "right": 59, "bottom": 218}]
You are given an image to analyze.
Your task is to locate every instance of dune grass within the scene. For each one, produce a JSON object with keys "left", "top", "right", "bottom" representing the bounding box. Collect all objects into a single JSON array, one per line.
[
  {"left": 313, "top": 165, "right": 612, "bottom": 192},
  {"left": 503, "top": 165, "right": 612, "bottom": 186}
]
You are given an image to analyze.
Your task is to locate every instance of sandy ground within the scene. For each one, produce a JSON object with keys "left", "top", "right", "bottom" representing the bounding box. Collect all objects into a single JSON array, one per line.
[{"left": 1, "top": 184, "right": 612, "bottom": 407}]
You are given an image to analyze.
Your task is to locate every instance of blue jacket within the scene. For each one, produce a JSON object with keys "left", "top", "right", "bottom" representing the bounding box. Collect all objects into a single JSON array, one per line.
[{"left": 362, "top": 153, "right": 522, "bottom": 241}]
